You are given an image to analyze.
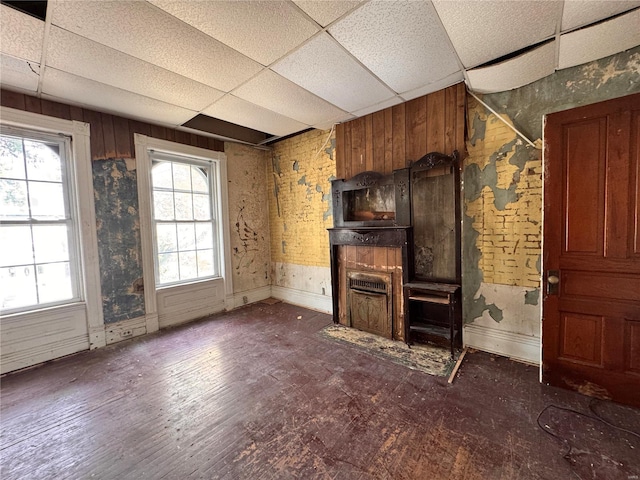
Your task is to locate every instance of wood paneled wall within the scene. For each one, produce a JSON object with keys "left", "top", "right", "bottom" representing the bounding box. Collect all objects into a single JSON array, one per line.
[
  {"left": 335, "top": 83, "right": 466, "bottom": 179},
  {"left": 334, "top": 83, "right": 466, "bottom": 340},
  {"left": 0, "top": 89, "right": 224, "bottom": 160}
]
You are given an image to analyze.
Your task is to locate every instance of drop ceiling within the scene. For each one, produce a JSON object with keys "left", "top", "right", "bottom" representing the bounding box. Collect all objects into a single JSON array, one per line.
[{"left": 1, "top": 0, "right": 639, "bottom": 145}]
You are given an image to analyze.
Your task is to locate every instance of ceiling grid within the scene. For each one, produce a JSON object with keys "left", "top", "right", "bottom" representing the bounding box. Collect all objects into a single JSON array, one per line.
[{"left": 0, "top": 0, "right": 638, "bottom": 145}]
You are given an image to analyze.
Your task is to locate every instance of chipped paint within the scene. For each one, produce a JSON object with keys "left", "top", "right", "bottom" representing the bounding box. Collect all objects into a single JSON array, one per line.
[
  {"left": 482, "top": 46, "right": 640, "bottom": 142},
  {"left": 267, "top": 129, "right": 335, "bottom": 297},
  {"left": 92, "top": 159, "right": 145, "bottom": 324},
  {"left": 524, "top": 288, "right": 539, "bottom": 306},
  {"left": 462, "top": 48, "right": 638, "bottom": 353},
  {"left": 225, "top": 142, "right": 271, "bottom": 293}
]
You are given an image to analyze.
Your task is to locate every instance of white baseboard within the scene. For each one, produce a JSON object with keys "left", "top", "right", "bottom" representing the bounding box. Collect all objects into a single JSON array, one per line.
[
  {"left": 464, "top": 324, "right": 540, "bottom": 365},
  {"left": 105, "top": 316, "right": 148, "bottom": 345},
  {"left": 271, "top": 286, "right": 333, "bottom": 314},
  {"left": 228, "top": 285, "right": 272, "bottom": 310}
]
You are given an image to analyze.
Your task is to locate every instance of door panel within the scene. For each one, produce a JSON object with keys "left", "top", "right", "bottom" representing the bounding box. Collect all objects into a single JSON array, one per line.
[
  {"left": 543, "top": 93, "right": 640, "bottom": 408},
  {"left": 564, "top": 119, "right": 606, "bottom": 254}
]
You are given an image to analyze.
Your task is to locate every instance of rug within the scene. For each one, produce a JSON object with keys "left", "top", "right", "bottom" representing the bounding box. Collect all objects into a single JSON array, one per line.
[{"left": 321, "top": 324, "right": 457, "bottom": 377}]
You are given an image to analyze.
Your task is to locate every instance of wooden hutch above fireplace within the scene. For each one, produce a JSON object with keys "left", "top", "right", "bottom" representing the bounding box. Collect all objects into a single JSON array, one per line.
[{"left": 329, "top": 151, "right": 462, "bottom": 354}]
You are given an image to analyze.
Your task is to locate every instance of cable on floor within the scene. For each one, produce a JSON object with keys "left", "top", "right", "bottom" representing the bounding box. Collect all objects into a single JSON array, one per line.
[{"left": 536, "top": 402, "right": 640, "bottom": 480}]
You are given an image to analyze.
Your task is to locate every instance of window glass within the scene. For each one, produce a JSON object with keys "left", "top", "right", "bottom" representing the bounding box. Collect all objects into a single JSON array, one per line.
[
  {"left": 0, "top": 131, "right": 79, "bottom": 312},
  {"left": 150, "top": 157, "right": 219, "bottom": 286}
]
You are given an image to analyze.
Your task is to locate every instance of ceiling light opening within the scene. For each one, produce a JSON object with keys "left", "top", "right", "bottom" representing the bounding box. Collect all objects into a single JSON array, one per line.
[{"left": 1, "top": 1, "right": 47, "bottom": 21}]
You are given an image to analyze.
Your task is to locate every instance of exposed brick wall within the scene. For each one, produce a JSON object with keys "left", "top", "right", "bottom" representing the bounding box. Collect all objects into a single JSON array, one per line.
[
  {"left": 465, "top": 101, "right": 542, "bottom": 289},
  {"left": 267, "top": 129, "right": 336, "bottom": 269}
]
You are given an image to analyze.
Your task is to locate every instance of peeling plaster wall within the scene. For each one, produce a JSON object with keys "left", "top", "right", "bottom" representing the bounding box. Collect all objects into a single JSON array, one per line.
[
  {"left": 92, "top": 159, "right": 145, "bottom": 324},
  {"left": 463, "top": 47, "right": 640, "bottom": 361},
  {"left": 225, "top": 142, "right": 271, "bottom": 293},
  {"left": 267, "top": 129, "right": 336, "bottom": 304}
]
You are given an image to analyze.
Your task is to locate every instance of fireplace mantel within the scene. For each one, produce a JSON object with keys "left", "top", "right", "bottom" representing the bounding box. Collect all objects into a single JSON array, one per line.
[{"left": 328, "top": 226, "right": 413, "bottom": 324}]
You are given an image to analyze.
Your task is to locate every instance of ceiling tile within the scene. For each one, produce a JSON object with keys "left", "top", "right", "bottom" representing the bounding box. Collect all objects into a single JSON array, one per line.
[
  {"left": 328, "top": 0, "right": 460, "bottom": 93},
  {"left": 433, "top": 0, "right": 562, "bottom": 69},
  {"left": 293, "top": 1, "right": 363, "bottom": 27},
  {"left": 203, "top": 95, "right": 309, "bottom": 137},
  {"left": 272, "top": 33, "right": 395, "bottom": 113},
  {"left": 0, "top": 54, "right": 40, "bottom": 93},
  {"left": 49, "top": 0, "right": 262, "bottom": 92},
  {"left": 233, "top": 69, "right": 348, "bottom": 126},
  {"left": 561, "top": 1, "right": 640, "bottom": 31},
  {"left": 46, "top": 27, "right": 224, "bottom": 112},
  {"left": 350, "top": 96, "right": 403, "bottom": 118},
  {"left": 314, "top": 113, "right": 356, "bottom": 131},
  {"left": 466, "top": 42, "right": 556, "bottom": 93},
  {"left": 42, "top": 68, "right": 196, "bottom": 126},
  {"left": 149, "top": 0, "right": 319, "bottom": 66},
  {"left": 559, "top": 9, "right": 640, "bottom": 69},
  {"left": 400, "top": 73, "right": 465, "bottom": 102},
  {"left": 0, "top": 4, "right": 43, "bottom": 63}
]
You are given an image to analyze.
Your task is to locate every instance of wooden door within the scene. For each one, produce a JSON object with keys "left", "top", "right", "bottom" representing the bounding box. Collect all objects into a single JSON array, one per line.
[{"left": 543, "top": 93, "right": 640, "bottom": 407}]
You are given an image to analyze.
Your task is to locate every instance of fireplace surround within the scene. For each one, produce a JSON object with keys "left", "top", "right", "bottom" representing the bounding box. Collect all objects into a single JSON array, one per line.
[{"left": 329, "top": 151, "right": 462, "bottom": 351}]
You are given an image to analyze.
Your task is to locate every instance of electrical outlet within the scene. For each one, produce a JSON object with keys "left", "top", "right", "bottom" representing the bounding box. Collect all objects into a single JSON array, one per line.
[{"left": 121, "top": 330, "right": 133, "bottom": 338}]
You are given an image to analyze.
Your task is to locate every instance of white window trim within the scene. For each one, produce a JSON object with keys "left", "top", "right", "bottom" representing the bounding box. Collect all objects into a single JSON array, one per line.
[
  {"left": 134, "top": 134, "right": 233, "bottom": 332},
  {"left": 0, "top": 107, "right": 105, "bottom": 349}
]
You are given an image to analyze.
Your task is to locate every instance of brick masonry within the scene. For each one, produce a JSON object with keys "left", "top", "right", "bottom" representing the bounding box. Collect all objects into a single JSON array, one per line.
[{"left": 267, "top": 129, "right": 336, "bottom": 270}]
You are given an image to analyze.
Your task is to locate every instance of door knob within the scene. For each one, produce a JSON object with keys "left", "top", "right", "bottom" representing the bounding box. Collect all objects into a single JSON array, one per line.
[{"left": 547, "top": 270, "right": 560, "bottom": 295}]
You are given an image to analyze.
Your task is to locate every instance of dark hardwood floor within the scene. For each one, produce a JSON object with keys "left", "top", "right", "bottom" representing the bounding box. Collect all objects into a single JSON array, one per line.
[{"left": 1, "top": 301, "right": 638, "bottom": 479}]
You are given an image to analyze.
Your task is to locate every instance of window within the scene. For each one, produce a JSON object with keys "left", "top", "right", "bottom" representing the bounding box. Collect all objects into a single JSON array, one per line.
[
  {"left": 149, "top": 151, "right": 219, "bottom": 287},
  {"left": 0, "top": 128, "right": 81, "bottom": 313}
]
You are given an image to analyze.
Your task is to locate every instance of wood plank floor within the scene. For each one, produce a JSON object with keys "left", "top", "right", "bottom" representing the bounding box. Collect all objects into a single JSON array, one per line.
[{"left": 1, "top": 302, "right": 639, "bottom": 479}]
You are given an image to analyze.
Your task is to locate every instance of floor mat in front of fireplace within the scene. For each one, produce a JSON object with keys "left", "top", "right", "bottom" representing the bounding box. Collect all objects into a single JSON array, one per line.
[{"left": 321, "top": 324, "right": 457, "bottom": 377}]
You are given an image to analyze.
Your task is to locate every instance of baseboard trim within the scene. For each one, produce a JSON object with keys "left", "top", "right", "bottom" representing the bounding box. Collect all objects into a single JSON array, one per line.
[
  {"left": 105, "top": 316, "right": 148, "bottom": 345},
  {"left": 229, "top": 285, "right": 272, "bottom": 310},
  {"left": 463, "top": 324, "right": 540, "bottom": 365},
  {"left": 271, "top": 286, "right": 332, "bottom": 314}
]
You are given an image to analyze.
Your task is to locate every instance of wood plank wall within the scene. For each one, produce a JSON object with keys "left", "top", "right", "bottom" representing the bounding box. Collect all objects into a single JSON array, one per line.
[
  {"left": 334, "top": 83, "right": 466, "bottom": 340},
  {"left": 1, "top": 89, "right": 224, "bottom": 160},
  {"left": 336, "top": 83, "right": 465, "bottom": 178}
]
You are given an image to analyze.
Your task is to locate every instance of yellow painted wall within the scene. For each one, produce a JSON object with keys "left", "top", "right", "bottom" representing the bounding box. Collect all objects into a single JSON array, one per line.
[
  {"left": 267, "top": 129, "right": 336, "bottom": 269},
  {"left": 465, "top": 99, "right": 542, "bottom": 289}
]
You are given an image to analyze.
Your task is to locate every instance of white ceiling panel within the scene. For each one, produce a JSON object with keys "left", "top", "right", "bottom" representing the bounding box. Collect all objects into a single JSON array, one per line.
[
  {"left": 433, "top": 0, "right": 562, "bottom": 69},
  {"left": 42, "top": 68, "right": 197, "bottom": 126},
  {"left": 328, "top": 0, "right": 460, "bottom": 93},
  {"left": 149, "top": 0, "right": 319, "bottom": 66},
  {"left": 0, "top": 4, "right": 44, "bottom": 63},
  {"left": 466, "top": 42, "right": 556, "bottom": 93},
  {"left": 400, "top": 71, "right": 465, "bottom": 102},
  {"left": 203, "top": 95, "right": 309, "bottom": 137},
  {"left": 293, "top": 0, "right": 363, "bottom": 27},
  {"left": 314, "top": 113, "right": 356, "bottom": 131},
  {"left": 233, "top": 70, "right": 348, "bottom": 126},
  {"left": 561, "top": 1, "right": 640, "bottom": 31},
  {"left": 350, "top": 96, "right": 403, "bottom": 118},
  {"left": 0, "top": 54, "right": 40, "bottom": 93},
  {"left": 46, "top": 27, "right": 224, "bottom": 112},
  {"left": 50, "top": 0, "right": 262, "bottom": 92},
  {"left": 559, "top": 9, "right": 640, "bottom": 69},
  {"left": 272, "top": 33, "right": 395, "bottom": 113}
]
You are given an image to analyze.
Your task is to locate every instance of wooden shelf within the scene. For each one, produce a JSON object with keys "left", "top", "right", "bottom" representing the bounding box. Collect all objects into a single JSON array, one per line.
[{"left": 408, "top": 294, "right": 449, "bottom": 304}]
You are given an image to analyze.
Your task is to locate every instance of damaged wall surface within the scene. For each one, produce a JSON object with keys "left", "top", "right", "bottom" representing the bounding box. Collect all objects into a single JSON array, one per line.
[
  {"left": 225, "top": 142, "right": 271, "bottom": 297},
  {"left": 463, "top": 47, "right": 640, "bottom": 363},
  {"left": 92, "top": 158, "right": 144, "bottom": 324},
  {"left": 267, "top": 129, "right": 336, "bottom": 311}
]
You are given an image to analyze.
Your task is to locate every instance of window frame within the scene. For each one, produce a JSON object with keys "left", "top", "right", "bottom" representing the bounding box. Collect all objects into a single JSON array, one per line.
[
  {"left": 0, "top": 126, "right": 84, "bottom": 314},
  {"left": 134, "top": 134, "right": 233, "bottom": 331},
  {"left": 0, "top": 107, "right": 104, "bottom": 348},
  {"left": 149, "top": 151, "right": 220, "bottom": 288}
]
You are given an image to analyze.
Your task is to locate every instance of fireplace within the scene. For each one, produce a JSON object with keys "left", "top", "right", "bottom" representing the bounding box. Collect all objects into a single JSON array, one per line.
[{"left": 347, "top": 270, "right": 393, "bottom": 339}]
